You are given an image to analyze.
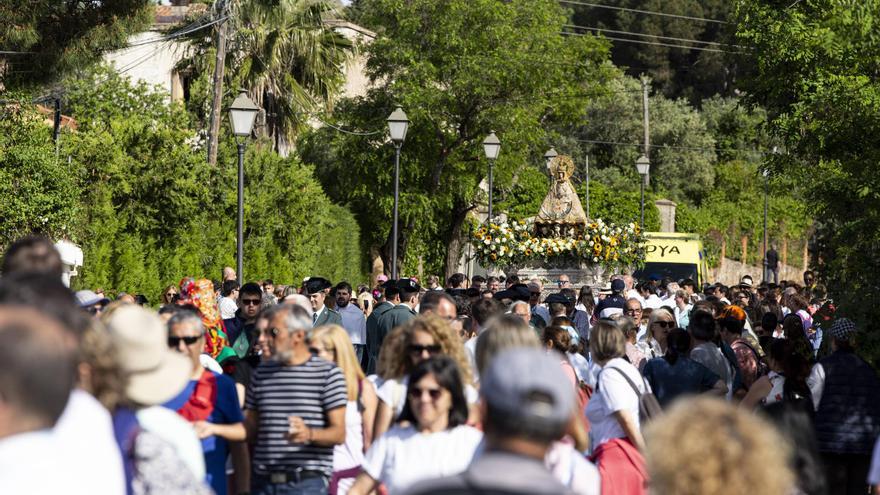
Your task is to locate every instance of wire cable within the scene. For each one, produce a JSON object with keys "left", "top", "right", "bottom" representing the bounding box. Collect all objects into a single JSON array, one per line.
[
  {"left": 563, "top": 24, "right": 745, "bottom": 48},
  {"left": 559, "top": 0, "right": 730, "bottom": 25},
  {"left": 314, "top": 118, "right": 384, "bottom": 136},
  {"left": 562, "top": 30, "right": 741, "bottom": 54},
  {"left": 576, "top": 138, "right": 762, "bottom": 155}
]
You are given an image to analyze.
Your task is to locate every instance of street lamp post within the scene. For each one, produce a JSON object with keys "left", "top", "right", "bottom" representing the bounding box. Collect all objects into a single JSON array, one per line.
[
  {"left": 483, "top": 131, "right": 501, "bottom": 224},
  {"left": 387, "top": 106, "right": 409, "bottom": 280},
  {"left": 763, "top": 167, "right": 769, "bottom": 282},
  {"left": 635, "top": 155, "right": 650, "bottom": 228},
  {"left": 228, "top": 89, "right": 259, "bottom": 286}
]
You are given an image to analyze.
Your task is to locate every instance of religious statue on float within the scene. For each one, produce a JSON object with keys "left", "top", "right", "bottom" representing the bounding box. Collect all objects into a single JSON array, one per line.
[{"left": 534, "top": 154, "right": 588, "bottom": 238}]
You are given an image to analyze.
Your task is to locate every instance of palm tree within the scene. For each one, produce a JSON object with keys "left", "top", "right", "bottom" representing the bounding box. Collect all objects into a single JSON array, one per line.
[{"left": 180, "top": 0, "right": 354, "bottom": 150}]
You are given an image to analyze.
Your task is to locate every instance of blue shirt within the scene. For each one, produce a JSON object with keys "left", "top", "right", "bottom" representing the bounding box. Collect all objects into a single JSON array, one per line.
[
  {"left": 163, "top": 371, "right": 244, "bottom": 495},
  {"left": 642, "top": 356, "right": 720, "bottom": 408}
]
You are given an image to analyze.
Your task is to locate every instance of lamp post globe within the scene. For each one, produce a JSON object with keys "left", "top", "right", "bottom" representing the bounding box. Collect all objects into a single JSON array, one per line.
[
  {"left": 229, "top": 89, "right": 259, "bottom": 137},
  {"left": 387, "top": 106, "right": 409, "bottom": 144},
  {"left": 635, "top": 154, "right": 650, "bottom": 229},
  {"left": 544, "top": 147, "right": 558, "bottom": 168},
  {"left": 387, "top": 106, "right": 410, "bottom": 280}
]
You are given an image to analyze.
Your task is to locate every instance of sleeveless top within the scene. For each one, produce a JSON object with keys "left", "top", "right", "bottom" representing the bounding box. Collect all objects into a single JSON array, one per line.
[{"left": 333, "top": 400, "right": 365, "bottom": 472}]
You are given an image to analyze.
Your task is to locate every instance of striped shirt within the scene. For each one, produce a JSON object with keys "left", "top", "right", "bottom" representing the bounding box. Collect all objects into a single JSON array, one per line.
[{"left": 244, "top": 356, "right": 347, "bottom": 476}]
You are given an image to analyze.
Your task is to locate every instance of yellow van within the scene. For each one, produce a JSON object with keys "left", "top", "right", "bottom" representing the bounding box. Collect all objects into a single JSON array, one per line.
[{"left": 633, "top": 232, "right": 709, "bottom": 287}]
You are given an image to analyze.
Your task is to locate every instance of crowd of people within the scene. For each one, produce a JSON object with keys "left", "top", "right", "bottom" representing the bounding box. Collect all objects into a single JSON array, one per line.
[{"left": 3, "top": 234, "right": 880, "bottom": 495}]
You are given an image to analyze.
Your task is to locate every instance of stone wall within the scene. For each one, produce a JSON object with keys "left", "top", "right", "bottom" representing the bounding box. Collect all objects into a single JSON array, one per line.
[{"left": 709, "top": 257, "right": 804, "bottom": 286}]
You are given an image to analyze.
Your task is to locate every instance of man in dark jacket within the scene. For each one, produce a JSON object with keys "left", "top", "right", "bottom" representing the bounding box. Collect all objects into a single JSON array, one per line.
[
  {"left": 365, "top": 280, "right": 399, "bottom": 374},
  {"left": 809, "top": 318, "right": 880, "bottom": 495}
]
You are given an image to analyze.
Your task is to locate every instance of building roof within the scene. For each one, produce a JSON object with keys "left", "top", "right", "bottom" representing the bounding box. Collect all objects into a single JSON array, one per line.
[{"left": 154, "top": 4, "right": 208, "bottom": 28}]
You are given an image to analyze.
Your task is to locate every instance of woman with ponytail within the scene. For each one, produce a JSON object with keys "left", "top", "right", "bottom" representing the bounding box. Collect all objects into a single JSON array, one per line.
[{"left": 642, "top": 328, "right": 727, "bottom": 408}]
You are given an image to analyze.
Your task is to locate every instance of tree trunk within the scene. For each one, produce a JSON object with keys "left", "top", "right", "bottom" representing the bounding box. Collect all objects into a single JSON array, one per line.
[{"left": 444, "top": 207, "right": 471, "bottom": 280}]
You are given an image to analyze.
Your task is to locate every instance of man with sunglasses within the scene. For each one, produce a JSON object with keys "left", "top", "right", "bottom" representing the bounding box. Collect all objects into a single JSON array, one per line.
[
  {"left": 245, "top": 304, "right": 347, "bottom": 495},
  {"left": 165, "top": 310, "right": 246, "bottom": 495},
  {"left": 223, "top": 282, "right": 265, "bottom": 359}
]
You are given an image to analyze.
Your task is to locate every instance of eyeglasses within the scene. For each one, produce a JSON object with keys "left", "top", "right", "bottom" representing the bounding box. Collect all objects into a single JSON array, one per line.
[
  {"left": 168, "top": 336, "right": 201, "bottom": 347},
  {"left": 625, "top": 308, "right": 642, "bottom": 314},
  {"left": 407, "top": 344, "right": 441, "bottom": 356},
  {"left": 263, "top": 327, "right": 281, "bottom": 337},
  {"left": 652, "top": 321, "right": 675, "bottom": 328},
  {"left": 530, "top": 292, "right": 541, "bottom": 297},
  {"left": 409, "top": 386, "right": 443, "bottom": 400},
  {"left": 241, "top": 298, "right": 261, "bottom": 306}
]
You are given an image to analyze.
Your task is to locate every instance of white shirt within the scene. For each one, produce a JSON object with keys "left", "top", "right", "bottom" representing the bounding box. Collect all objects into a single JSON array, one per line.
[
  {"left": 585, "top": 358, "right": 647, "bottom": 448},
  {"left": 334, "top": 400, "right": 365, "bottom": 494},
  {"left": 218, "top": 296, "right": 238, "bottom": 319},
  {"left": 644, "top": 294, "right": 663, "bottom": 310},
  {"left": 363, "top": 425, "right": 483, "bottom": 495},
  {"left": 53, "top": 389, "right": 126, "bottom": 495},
  {"left": 0, "top": 430, "right": 93, "bottom": 495},
  {"left": 137, "top": 406, "right": 206, "bottom": 479},
  {"left": 337, "top": 303, "right": 367, "bottom": 345}
]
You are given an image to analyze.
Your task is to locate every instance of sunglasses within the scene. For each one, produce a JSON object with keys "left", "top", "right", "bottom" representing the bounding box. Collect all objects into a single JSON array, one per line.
[
  {"left": 241, "top": 298, "right": 261, "bottom": 306},
  {"left": 652, "top": 321, "right": 675, "bottom": 328},
  {"left": 409, "top": 386, "right": 443, "bottom": 400},
  {"left": 408, "top": 344, "right": 442, "bottom": 356},
  {"left": 168, "top": 335, "right": 201, "bottom": 347}
]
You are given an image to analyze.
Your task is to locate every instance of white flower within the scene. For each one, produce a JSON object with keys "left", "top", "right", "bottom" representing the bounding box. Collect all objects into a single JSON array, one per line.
[
  {"left": 593, "top": 257, "right": 599, "bottom": 262},
  {"left": 484, "top": 239, "right": 491, "bottom": 245}
]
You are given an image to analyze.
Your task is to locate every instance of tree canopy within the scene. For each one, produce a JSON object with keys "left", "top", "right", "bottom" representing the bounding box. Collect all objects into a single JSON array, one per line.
[
  {"left": 736, "top": 0, "right": 880, "bottom": 360},
  {"left": 300, "top": 0, "right": 613, "bottom": 277},
  {"left": 0, "top": 0, "right": 152, "bottom": 88},
  {"left": 0, "top": 66, "right": 365, "bottom": 301}
]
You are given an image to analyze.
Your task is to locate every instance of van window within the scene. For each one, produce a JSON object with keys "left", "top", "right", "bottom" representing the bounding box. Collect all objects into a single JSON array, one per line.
[{"left": 634, "top": 262, "right": 698, "bottom": 284}]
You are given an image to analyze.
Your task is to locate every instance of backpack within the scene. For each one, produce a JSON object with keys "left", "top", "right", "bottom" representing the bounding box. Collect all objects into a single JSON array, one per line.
[{"left": 603, "top": 366, "right": 663, "bottom": 423}]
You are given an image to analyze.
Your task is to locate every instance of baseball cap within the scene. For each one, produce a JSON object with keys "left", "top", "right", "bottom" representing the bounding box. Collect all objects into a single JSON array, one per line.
[
  {"left": 481, "top": 348, "right": 574, "bottom": 435},
  {"left": 74, "top": 289, "right": 110, "bottom": 308},
  {"left": 104, "top": 305, "right": 191, "bottom": 406},
  {"left": 740, "top": 275, "right": 754, "bottom": 288},
  {"left": 611, "top": 279, "right": 625, "bottom": 292}
]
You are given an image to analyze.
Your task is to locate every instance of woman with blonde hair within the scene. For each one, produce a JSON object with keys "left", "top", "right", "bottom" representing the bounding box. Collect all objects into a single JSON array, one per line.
[
  {"left": 635, "top": 306, "right": 675, "bottom": 360},
  {"left": 645, "top": 397, "right": 794, "bottom": 495},
  {"left": 373, "top": 315, "right": 475, "bottom": 438},
  {"left": 309, "top": 325, "right": 378, "bottom": 495}
]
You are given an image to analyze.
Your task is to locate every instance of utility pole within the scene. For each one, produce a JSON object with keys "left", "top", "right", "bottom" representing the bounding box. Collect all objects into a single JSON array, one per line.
[{"left": 206, "top": 0, "right": 228, "bottom": 167}]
